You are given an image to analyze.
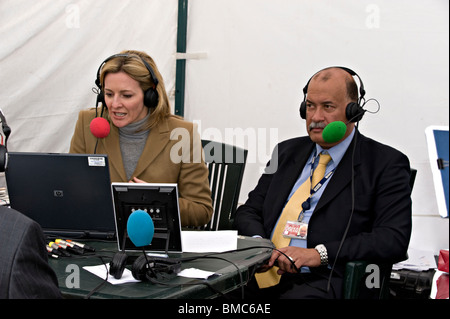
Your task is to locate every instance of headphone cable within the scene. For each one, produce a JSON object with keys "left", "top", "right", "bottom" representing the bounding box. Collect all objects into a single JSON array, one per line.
[{"left": 326, "top": 122, "right": 359, "bottom": 294}]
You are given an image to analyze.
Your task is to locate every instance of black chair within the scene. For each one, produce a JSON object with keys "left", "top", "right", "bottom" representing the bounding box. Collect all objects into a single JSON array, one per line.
[
  {"left": 343, "top": 168, "right": 417, "bottom": 299},
  {"left": 343, "top": 261, "right": 393, "bottom": 299},
  {"left": 201, "top": 140, "right": 248, "bottom": 230}
]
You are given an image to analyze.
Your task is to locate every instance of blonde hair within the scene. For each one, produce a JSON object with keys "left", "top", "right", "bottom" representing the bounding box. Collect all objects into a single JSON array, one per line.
[{"left": 99, "top": 50, "right": 176, "bottom": 129}]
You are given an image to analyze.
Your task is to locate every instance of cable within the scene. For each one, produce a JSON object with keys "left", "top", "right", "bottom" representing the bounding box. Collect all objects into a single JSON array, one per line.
[
  {"left": 76, "top": 244, "right": 275, "bottom": 299},
  {"left": 141, "top": 248, "right": 160, "bottom": 279},
  {"left": 60, "top": 253, "right": 117, "bottom": 299},
  {"left": 363, "top": 98, "right": 381, "bottom": 114},
  {"left": 85, "top": 256, "right": 109, "bottom": 299},
  {"left": 143, "top": 255, "right": 239, "bottom": 299},
  {"left": 325, "top": 122, "right": 359, "bottom": 295},
  {"left": 173, "top": 245, "right": 274, "bottom": 299}
]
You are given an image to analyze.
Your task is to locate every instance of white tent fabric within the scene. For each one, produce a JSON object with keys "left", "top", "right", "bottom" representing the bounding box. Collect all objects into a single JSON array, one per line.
[
  {"left": 182, "top": 0, "right": 449, "bottom": 225},
  {"left": 1, "top": 0, "right": 448, "bottom": 253},
  {"left": 1, "top": 0, "right": 178, "bottom": 152}
]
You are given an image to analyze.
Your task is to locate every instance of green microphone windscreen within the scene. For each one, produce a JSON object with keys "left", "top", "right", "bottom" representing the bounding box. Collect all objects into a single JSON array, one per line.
[{"left": 322, "top": 121, "right": 346, "bottom": 143}]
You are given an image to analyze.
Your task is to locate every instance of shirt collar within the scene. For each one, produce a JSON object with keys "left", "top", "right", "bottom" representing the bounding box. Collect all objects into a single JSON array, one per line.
[{"left": 315, "top": 128, "right": 356, "bottom": 167}]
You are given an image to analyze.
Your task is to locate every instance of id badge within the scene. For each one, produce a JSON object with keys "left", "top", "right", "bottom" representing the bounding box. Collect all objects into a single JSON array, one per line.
[{"left": 282, "top": 221, "right": 308, "bottom": 240}]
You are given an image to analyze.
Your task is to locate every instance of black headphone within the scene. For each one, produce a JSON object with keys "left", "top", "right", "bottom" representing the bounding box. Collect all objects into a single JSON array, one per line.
[
  {"left": 0, "top": 110, "right": 11, "bottom": 172},
  {"left": 299, "top": 66, "right": 366, "bottom": 123},
  {"left": 109, "top": 251, "right": 181, "bottom": 281},
  {"left": 109, "top": 251, "right": 129, "bottom": 279},
  {"left": 95, "top": 53, "right": 159, "bottom": 109}
]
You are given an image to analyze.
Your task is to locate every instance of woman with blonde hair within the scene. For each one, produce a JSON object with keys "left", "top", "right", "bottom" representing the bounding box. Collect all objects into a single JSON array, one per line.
[{"left": 70, "top": 50, "right": 212, "bottom": 227}]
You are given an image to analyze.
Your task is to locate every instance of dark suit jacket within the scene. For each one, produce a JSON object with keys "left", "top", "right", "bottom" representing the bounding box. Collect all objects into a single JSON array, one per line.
[
  {"left": 235, "top": 131, "right": 412, "bottom": 279},
  {"left": 0, "top": 206, "right": 61, "bottom": 299}
]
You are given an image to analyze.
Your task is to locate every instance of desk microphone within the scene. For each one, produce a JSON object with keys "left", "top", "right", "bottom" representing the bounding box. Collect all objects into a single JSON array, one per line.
[
  {"left": 109, "top": 210, "right": 155, "bottom": 279},
  {"left": 110, "top": 210, "right": 181, "bottom": 281},
  {"left": 127, "top": 210, "right": 182, "bottom": 281},
  {"left": 127, "top": 210, "right": 155, "bottom": 247}
]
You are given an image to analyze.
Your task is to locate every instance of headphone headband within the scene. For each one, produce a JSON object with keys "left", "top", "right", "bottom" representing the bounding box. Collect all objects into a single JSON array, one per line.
[
  {"left": 302, "top": 66, "right": 365, "bottom": 104},
  {"left": 95, "top": 53, "right": 159, "bottom": 89}
]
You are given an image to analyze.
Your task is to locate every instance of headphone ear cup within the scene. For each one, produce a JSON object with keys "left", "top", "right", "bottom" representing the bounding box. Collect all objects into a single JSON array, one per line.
[
  {"left": 299, "top": 101, "right": 307, "bottom": 119},
  {"left": 131, "top": 255, "right": 149, "bottom": 281},
  {"left": 144, "top": 88, "right": 159, "bottom": 109},
  {"left": 346, "top": 102, "right": 364, "bottom": 122},
  {"left": 109, "top": 251, "right": 128, "bottom": 279},
  {"left": 0, "top": 145, "right": 6, "bottom": 172}
]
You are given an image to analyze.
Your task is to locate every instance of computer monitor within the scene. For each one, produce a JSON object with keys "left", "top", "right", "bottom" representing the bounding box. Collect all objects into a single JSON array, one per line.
[
  {"left": 425, "top": 125, "right": 449, "bottom": 218},
  {"left": 111, "top": 182, "right": 183, "bottom": 254}
]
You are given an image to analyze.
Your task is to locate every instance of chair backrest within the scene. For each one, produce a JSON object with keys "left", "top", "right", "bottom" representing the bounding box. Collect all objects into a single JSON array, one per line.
[
  {"left": 201, "top": 140, "right": 248, "bottom": 230},
  {"left": 344, "top": 261, "right": 392, "bottom": 299}
]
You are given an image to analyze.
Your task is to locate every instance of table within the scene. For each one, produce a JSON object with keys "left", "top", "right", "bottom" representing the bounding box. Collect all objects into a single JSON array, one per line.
[{"left": 49, "top": 235, "right": 273, "bottom": 299}]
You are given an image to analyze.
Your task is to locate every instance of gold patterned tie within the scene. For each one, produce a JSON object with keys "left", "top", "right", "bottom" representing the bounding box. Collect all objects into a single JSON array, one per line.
[{"left": 255, "top": 153, "right": 332, "bottom": 288}]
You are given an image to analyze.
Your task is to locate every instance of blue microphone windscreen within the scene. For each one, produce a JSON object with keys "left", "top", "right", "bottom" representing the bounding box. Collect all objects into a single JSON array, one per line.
[
  {"left": 322, "top": 121, "right": 347, "bottom": 143},
  {"left": 127, "top": 210, "right": 154, "bottom": 247}
]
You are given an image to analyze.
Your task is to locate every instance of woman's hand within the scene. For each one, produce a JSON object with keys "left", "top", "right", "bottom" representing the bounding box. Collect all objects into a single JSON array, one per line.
[{"left": 129, "top": 177, "right": 146, "bottom": 183}]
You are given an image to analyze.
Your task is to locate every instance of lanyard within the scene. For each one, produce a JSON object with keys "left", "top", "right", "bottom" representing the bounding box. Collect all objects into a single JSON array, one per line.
[{"left": 298, "top": 152, "right": 335, "bottom": 222}]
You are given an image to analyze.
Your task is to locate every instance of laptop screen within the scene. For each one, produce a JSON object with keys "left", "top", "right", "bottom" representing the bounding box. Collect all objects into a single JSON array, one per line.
[
  {"left": 111, "top": 182, "right": 182, "bottom": 254},
  {"left": 5, "top": 152, "right": 116, "bottom": 239}
]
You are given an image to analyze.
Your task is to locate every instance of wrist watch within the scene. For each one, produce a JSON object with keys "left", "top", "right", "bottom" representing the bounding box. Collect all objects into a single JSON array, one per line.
[{"left": 315, "top": 244, "right": 328, "bottom": 266}]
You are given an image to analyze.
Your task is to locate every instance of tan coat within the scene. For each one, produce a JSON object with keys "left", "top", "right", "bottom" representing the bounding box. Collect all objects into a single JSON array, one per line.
[{"left": 69, "top": 109, "right": 213, "bottom": 227}]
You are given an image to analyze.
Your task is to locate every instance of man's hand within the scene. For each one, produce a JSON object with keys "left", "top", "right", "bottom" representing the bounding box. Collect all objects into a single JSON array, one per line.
[{"left": 258, "top": 246, "right": 322, "bottom": 275}]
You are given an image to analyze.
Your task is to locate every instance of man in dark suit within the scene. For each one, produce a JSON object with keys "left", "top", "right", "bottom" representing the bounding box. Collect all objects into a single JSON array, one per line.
[
  {"left": 234, "top": 67, "right": 412, "bottom": 298},
  {"left": 0, "top": 205, "right": 61, "bottom": 298}
]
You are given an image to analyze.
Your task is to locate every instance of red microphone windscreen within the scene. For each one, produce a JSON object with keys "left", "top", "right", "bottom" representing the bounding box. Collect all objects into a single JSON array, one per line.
[{"left": 90, "top": 117, "right": 110, "bottom": 138}]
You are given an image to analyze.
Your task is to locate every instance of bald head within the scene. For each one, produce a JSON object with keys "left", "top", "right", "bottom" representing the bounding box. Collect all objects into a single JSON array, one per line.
[{"left": 310, "top": 67, "right": 358, "bottom": 103}]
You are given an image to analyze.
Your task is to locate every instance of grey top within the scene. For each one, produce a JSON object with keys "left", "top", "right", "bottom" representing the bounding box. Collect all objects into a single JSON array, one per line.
[{"left": 119, "top": 113, "right": 150, "bottom": 180}]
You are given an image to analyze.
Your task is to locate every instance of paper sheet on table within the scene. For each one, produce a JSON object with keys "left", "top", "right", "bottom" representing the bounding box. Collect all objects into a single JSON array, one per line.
[
  {"left": 392, "top": 247, "right": 438, "bottom": 271},
  {"left": 178, "top": 268, "right": 218, "bottom": 279},
  {"left": 181, "top": 230, "right": 238, "bottom": 253},
  {"left": 83, "top": 264, "right": 140, "bottom": 284}
]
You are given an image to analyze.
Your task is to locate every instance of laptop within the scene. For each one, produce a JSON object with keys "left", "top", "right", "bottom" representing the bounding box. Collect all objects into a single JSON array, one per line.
[
  {"left": 5, "top": 152, "right": 116, "bottom": 239},
  {"left": 111, "top": 182, "right": 183, "bottom": 254}
]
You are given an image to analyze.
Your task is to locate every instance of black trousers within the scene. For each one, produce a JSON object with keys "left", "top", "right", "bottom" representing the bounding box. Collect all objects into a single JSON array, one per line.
[{"left": 235, "top": 272, "right": 344, "bottom": 299}]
